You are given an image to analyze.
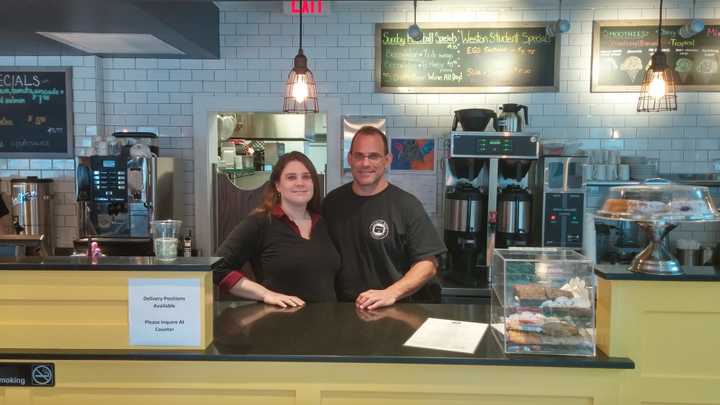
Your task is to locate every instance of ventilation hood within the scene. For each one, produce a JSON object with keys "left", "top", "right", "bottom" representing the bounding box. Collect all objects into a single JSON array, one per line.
[{"left": 1, "top": 0, "right": 219, "bottom": 58}]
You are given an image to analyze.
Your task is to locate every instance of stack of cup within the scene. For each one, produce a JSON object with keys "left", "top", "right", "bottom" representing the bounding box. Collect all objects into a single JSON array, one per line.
[{"left": 583, "top": 149, "right": 631, "bottom": 182}]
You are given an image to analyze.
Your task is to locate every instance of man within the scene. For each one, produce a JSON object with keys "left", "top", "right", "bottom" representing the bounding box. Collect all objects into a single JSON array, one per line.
[{"left": 323, "top": 126, "right": 447, "bottom": 310}]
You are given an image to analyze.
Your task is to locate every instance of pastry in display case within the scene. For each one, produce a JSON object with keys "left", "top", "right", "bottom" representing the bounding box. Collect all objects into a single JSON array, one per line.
[
  {"left": 596, "top": 179, "right": 720, "bottom": 275},
  {"left": 490, "top": 248, "right": 595, "bottom": 356}
]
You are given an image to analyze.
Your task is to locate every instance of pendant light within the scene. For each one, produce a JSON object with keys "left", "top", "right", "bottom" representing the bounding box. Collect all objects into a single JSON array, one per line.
[
  {"left": 408, "top": 0, "right": 422, "bottom": 41},
  {"left": 679, "top": 0, "right": 704, "bottom": 39},
  {"left": 637, "top": 0, "right": 677, "bottom": 112},
  {"left": 546, "top": 0, "right": 570, "bottom": 37},
  {"left": 283, "top": 9, "right": 318, "bottom": 113}
]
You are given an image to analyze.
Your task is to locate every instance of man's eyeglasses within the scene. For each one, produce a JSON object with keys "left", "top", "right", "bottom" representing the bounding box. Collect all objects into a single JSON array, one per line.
[{"left": 351, "top": 152, "right": 385, "bottom": 163}]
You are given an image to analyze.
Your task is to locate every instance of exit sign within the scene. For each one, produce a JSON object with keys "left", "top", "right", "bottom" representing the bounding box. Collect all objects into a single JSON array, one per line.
[{"left": 283, "top": 0, "right": 331, "bottom": 16}]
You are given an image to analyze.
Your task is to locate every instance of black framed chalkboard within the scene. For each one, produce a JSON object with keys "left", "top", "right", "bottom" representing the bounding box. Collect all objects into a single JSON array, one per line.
[
  {"left": 0, "top": 68, "right": 73, "bottom": 158},
  {"left": 375, "top": 22, "right": 560, "bottom": 93},
  {"left": 592, "top": 20, "right": 720, "bottom": 92}
]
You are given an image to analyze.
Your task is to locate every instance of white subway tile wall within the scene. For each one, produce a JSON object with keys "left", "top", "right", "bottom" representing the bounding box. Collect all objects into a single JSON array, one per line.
[{"left": 1, "top": 1, "right": 720, "bottom": 248}]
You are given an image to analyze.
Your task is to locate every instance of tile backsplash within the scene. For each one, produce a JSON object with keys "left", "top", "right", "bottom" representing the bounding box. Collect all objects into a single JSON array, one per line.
[{"left": 2, "top": 0, "right": 720, "bottom": 249}]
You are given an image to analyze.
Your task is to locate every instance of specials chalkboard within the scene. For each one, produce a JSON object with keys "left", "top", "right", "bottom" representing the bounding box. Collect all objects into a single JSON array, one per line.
[
  {"left": 0, "top": 68, "right": 73, "bottom": 158},
  {"left": 375, "top": 22, "right": 560, "bottom": 93},
  {"left": 592, "top": 20, "right": 720, "bottom": 92}
]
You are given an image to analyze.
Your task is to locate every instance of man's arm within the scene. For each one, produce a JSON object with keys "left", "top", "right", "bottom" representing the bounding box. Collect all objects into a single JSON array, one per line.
[{"left": 355, "top": 257, "right": 438, "bottom": 310}]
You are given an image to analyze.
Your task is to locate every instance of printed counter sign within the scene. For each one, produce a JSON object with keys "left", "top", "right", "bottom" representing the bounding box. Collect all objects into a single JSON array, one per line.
[
  {"left": 0, "top": 68, "right": 74, "bottom": 158},
  {"left": 128, "top": 278, "right": 202, "bottom": 347},
  {"left": 0, "top": 363, "right": 55, "bottom": 387}
]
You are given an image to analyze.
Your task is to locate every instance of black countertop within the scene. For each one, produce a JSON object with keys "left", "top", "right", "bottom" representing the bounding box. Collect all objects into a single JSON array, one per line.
[
  {"left": 595, "top": 264, "right": 720, "bottom": 281},
  {"left": 0, "top": 256, "right": 220, "bottom": 271},
  {"left": 0, "top": 302, "right": 634, "bottom": 369}
]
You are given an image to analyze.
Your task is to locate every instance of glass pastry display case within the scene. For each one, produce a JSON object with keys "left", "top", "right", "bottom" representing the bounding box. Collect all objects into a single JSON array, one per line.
[
  {"left": 595, "top": 180, "right": 720, "bottom": 275},
  {"left": 490, "top": 248, "right": 595, "bottom": 356}
]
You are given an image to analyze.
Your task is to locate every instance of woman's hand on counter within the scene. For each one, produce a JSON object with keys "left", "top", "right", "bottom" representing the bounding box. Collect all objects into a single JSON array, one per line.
[
  {"left": 229, "top": 278, "right": 305, "bottom": 308},
  {"left": 262, "top": 291, "right": 305, "bottom": 308}
]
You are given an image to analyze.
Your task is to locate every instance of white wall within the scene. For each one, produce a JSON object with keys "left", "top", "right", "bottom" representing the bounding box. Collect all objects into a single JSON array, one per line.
[{"left": 2, "top": 0, "right": 720, "bottom": 249}]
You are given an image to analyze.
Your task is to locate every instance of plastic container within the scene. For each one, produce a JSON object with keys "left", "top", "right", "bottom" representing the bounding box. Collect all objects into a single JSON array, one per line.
[
  {"left": 595, "top": 180, "right": 720, "bottom": 223},
  {"left": 490, "top": 248, "right": 595, "bottom": 356},
  {"left": 151, "top": 220, "right": 182, "bottom": 260}
]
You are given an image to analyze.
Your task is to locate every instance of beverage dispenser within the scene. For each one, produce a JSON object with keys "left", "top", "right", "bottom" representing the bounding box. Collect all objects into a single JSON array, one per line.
[
  {"left": 443, "top": 109, "right": 540, "bottom": 291},
  {"left": 75, "top": 133, "right": 184, "bottom": 256},
  {"left": 11, "top": 177, "right": 54, "bottom": 255}
]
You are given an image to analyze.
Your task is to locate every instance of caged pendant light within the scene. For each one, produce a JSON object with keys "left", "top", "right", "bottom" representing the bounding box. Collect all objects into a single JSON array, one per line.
[
  {"left": 637, "top": 0, "right": 677, "bottom": 112},
  {"left": 283, "top": 9, "right": 319, "bottom": 113}
]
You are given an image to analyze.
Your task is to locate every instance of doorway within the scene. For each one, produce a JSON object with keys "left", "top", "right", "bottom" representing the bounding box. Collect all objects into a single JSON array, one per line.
[{"left": 192, "top": 96, "right": 341, "bottom": 255}]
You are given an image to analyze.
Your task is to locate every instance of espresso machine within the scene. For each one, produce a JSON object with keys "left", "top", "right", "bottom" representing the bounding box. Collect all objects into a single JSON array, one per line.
[
  {"left": 443, "top": 109, "right": 539, "bottom": 295},
  {"left": 75, "top": 133, "right": 184, "bottom": 256}
]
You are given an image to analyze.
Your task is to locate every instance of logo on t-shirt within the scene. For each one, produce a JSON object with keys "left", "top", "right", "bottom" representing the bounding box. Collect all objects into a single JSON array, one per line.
[{"left": 369, "top": 219, "right": 389, "bottom": 240}]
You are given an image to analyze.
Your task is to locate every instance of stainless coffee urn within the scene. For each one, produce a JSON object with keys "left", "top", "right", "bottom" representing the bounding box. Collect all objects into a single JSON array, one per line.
[
  {"left": 444, "top": 189, "right": 486, "bottom": 287},
  {"left": 11, "top": 177, "right": 54, "bottom": 255},
  {"left": 497, "top": 187, "right": 532, "bottom": 247}
]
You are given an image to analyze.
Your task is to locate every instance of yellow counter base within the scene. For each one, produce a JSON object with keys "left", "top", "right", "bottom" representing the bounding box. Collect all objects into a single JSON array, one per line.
[
  {"left": 0, "top": 360, "right": 627, "bottom": 405},
  {"left": 0, "top": 270, "right": 213, "bottom": 350},
  {"left": 597, "top": 277, "right": 720, "bottom": 405}
]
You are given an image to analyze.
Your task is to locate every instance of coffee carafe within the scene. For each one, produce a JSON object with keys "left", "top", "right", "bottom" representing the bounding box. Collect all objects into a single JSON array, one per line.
[
  {"left": 496, "top": 187, "right": 532, "bottom": 248},
  {"left": 452, "top": 109, "right": 497, "bottom": 131},
  {"left": 497, "top": 104, "right": 529, "bottom": 132},
  {"left": 444, "top": 189, "right": 488, "bottom": 287}
]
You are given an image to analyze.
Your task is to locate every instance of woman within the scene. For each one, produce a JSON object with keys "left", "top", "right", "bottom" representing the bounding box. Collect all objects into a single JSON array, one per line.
[{"left": 213, "top": 151, "right": 340, "bottom": 307}]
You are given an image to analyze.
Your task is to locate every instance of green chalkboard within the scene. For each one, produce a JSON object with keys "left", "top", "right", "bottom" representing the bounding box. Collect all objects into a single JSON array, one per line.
[
  {"left": 0, "top": 68, "right": 73, "bottom": 158},
  {"left": 592, "top": 20, "right": 720, "bottom": 92},
  {"left": 375, "top": 23, "right": 560, "bottom": 93}
]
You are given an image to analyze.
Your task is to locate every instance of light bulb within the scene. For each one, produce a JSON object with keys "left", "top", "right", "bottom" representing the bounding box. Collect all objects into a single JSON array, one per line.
[
  {"left": 648, "top": 72, "right": 666, "bottom": 99},
  {"left": 408, "top": 24, "right": 423, "bottom": 41},
  {"left": 679, "top": 19, "right": 704, "bottom": 39},
  {"left": 292, "top": 75, "right": 309, "bottom": 103},
  {"left": 546, "top": 19, "right": 571, "bottom": 37}
]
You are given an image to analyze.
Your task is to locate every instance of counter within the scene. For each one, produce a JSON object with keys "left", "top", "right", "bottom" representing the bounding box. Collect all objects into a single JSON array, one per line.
[
  {"left": 0, "top": 257, "right": 218, "bottom": 350},
  {"left": 595, "top": 265, "right": 720, "bottom": 405},
  {"left": 1, "top": 259, "right": 716, "bottom": 405},
  {"left": 0, "top": 256, "right": 219, "bottom": 271},
  {"left": 596, "top": 264, "right": 720, "bottom": 281},
  {"left": 0, "top": 302, "right": 633, "bottom": 368},
  {"left": 0, "top": 302, "right": 633, "bottom": 405}
]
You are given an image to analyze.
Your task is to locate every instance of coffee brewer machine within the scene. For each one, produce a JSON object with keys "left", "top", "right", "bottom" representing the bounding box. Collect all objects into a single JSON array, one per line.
[
  {"left": 443, "top": 109, "right": 539, "bottom": 292},
  {"left": 75, "top": 133, "right": 184, "bottom": 255}
]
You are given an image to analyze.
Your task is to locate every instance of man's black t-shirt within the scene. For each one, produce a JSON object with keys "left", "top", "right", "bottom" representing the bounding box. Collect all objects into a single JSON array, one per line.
[
  {"left": 212, "top": 213, "right": 340, "bottom": 302},
  {"left": 322, "top": 183, "right": 447, "bottom": 302}
]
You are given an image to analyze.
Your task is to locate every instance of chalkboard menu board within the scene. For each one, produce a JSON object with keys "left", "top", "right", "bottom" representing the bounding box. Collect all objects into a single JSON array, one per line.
[
  {"left": 375, "top": 23, "right": 559, "bottom": 93},
  {"left": 0, "top": 68, "right": 73, "bottom": 158},
  {"left": 592, "top": 20, "right": 720, "bottom": 92}
]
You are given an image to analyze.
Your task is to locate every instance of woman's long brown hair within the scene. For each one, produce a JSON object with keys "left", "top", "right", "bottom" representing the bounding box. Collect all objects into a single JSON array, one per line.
[{"left": 255, "top": 151, "right": 322, "bottom": 215}]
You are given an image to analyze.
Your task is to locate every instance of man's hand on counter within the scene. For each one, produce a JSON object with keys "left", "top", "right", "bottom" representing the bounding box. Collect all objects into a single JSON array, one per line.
[
  {"left": 355, "top": 306, "right": 426, "bottom": 329},
  {"left": 355, "top": 288, "right": 398, "bottom": 310}
]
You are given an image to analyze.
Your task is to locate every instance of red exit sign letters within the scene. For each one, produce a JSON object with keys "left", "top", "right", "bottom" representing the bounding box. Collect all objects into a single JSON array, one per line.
[{"left": 290, "top": 0, "right": 323, "bottom": 15}]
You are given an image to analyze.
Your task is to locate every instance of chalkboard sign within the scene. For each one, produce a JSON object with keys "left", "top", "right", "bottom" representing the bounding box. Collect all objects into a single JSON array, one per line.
[
  {"left": 592, "top": 20, "right": 720, "bottom": 92},
  {"left": 0, "top": 68, "right": 73, "bottom": 158},
  {"left": 375, "top": 23, "right": 560, "bottom": 93}
]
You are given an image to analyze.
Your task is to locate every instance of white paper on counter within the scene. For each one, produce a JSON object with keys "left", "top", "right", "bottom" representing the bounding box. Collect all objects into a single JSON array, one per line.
[
  {"left": 128, "top": 278, "right": 202, "bottom": 347},
  {"left": 491, "top": 323, "right": 505, "bottom": 335},
  {"left": 403, "top": 318, "right": 488, "bottom": 354}
]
